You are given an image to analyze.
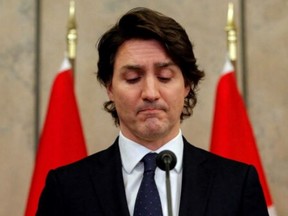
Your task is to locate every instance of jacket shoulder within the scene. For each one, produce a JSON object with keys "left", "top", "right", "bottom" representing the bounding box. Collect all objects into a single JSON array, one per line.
[
  {"left": 50, "top": 140, "right": 120, "bottom": 182},
  {"left": 183, "top": 138, "right": 254, "bottom": 176}
]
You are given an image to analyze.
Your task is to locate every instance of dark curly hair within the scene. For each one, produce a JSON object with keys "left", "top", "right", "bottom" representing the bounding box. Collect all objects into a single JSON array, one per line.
[{"left": 96, "top": 7, "right": 205, "bottom": 126}]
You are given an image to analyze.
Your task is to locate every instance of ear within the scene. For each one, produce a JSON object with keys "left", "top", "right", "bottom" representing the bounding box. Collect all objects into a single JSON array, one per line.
[
  {"left": 184, "top": 85, "right": 190, "bottom": 98},
  {"left": 106, "top": 83, "right": 114, "bottom": 101}
]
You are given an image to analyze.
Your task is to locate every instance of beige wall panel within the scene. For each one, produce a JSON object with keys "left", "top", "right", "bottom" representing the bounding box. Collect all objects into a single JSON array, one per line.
[
  {"left": 0, "top": 0, "right": 36, "bottom": 215},
  {"left": 245, "top": 1, "right": 288, "bottom": 215}
]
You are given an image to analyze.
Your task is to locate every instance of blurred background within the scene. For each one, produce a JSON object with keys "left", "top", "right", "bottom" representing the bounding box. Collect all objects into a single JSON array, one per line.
[{"left": 0, "top": 0, "right": 287, "bottom": 215}]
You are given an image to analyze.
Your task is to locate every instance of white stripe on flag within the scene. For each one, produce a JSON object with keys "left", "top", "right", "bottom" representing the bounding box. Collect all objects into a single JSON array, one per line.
[{"left": 268, "top": 205, "right": 277, "bottom": 216}]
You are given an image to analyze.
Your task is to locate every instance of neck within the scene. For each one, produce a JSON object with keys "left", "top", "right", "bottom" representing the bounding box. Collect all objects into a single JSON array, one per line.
[{"left": 120, "top": 129, "right": 180, "bottom": 151}]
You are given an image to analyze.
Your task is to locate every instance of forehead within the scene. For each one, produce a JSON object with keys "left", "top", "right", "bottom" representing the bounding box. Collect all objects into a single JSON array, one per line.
[{"left": 114, "top": 39, "right": 171, "bottom": 65}]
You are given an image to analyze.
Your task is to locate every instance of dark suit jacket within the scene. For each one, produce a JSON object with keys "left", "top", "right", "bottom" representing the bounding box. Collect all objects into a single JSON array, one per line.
[{"left": 37, "top": 137, "right": 269, "bottom": 216}]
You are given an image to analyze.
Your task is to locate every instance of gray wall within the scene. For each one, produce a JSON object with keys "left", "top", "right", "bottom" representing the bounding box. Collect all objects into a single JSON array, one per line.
[{"left": 0, "top": 0, "right": 287, "bottom": 215}]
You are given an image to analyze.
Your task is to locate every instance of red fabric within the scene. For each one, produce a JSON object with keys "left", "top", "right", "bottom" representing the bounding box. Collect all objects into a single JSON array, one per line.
[
  {"left": 210, "top": 60, "right": 273, "bottom": 207},
  {"left": 25, "top": 60, "right": 87, "bottom": 216}
]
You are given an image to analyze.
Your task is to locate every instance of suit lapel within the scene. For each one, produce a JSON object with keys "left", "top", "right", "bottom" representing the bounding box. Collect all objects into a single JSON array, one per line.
[
  {"left": 88, "top": 139, "right": 130, "bottom": 216},
  {"left": 179, "top": 139, "right": 216, "bottom": 216}
]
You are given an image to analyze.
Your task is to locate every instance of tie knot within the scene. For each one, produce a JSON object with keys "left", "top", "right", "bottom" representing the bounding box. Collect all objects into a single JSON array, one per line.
[{"left": 142, "top": 153, "right": 158, "bottom": 172}]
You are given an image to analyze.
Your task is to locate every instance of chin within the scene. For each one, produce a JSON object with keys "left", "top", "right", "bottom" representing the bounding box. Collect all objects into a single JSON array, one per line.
[{"left": 142, "top": 125, "right": 170, "bottom": 139}]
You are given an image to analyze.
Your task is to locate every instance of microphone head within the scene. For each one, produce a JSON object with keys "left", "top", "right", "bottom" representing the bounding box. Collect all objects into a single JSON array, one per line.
[{"left": 156, "top": 150, "right": 177, "bottom": 171}]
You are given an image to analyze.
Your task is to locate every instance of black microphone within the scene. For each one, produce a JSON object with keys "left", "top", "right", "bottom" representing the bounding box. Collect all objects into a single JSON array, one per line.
[
  {"left": 156, "top": 150, "right": 177, "bottom": 171},
  {"left": 156, "top": 150, "right": 177, "bottom": 216}
]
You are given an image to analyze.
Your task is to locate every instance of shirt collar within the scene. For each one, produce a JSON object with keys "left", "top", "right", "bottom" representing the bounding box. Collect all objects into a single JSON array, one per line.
[{"left": 119, "top": 131, "right": 184, "bottom": 174}]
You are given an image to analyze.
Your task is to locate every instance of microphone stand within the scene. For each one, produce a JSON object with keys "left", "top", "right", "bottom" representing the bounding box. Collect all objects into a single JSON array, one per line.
[
  {"left": 164, "top": 157, "right": 173, "bottom": 216},
  {"left": 156, "top": 150, "right": 177, "bottom": 216}
]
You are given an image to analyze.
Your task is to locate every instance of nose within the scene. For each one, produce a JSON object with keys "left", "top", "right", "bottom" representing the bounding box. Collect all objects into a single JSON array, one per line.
[{"left": 141, "top": 76, "right": 160, "bottom": 102}]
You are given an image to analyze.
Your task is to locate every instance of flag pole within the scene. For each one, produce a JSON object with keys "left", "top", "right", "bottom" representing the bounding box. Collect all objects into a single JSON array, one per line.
[
  {"left": 225, "top": 3, "right": 237, "bottom": 69},
  {"left": 66, "top": 0, "right": 77, "bottom": 75}
]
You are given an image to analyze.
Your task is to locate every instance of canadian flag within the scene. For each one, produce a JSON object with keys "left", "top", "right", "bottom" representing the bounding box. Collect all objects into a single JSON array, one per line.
[
  {"left": 210, "top": 59, "right": 277, "bottom": 216},
  {"left": 24, "top": 58, "right": 87, "bottom": 216}
]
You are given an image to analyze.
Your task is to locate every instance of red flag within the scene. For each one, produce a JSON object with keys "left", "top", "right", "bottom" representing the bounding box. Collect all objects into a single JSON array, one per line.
[
  {"left": 210, "top": 59, "right": 277, "bottom": 215},
  {"left": 25, "top": 58, "right": 87, "bottom": 216}
]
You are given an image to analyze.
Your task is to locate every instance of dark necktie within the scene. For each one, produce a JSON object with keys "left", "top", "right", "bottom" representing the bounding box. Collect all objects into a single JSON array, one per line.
[{"left": 133, "top": 153, "right": 163, "bottom": 216}]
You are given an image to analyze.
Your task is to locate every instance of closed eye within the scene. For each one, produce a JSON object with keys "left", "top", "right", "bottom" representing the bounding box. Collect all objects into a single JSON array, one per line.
[
  {"left": 126, "top": 77, "right": 141, "bottom": 84},
  {"left": 158, "top": 77, "right": 171, "bottom": 83}
]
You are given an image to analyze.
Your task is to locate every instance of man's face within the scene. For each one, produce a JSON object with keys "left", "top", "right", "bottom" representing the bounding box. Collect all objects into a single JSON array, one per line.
[{"left": 107, "top": 39, "right": 189, "bottom": 149}]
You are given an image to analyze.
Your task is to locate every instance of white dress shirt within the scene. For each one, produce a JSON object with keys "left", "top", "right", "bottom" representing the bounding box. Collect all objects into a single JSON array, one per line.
[{"left": 119, "top": 131, "right": 183, "bottom": 216}]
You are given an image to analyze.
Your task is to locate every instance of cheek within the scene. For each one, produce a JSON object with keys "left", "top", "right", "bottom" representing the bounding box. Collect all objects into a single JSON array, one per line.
[
  {"left": 164, "top": 88, "right": 187, "bottom": 110},
  {"left": 166, "top": 85, "right": 187, "bottom": 99},
  {"left": 113, "top": 90, "right": 138, "bottom": 110}
]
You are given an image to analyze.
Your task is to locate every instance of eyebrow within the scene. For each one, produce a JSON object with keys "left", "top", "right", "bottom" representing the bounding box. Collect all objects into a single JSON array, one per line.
[
  {"left": 155, "top": 61, "right": 176, "bottom": 68},
  {"left": 121, "top": 64, "right": 142, "bottom": 71},
  {"left": 121, "top": 61, "right": 176, "bottom": 71}
]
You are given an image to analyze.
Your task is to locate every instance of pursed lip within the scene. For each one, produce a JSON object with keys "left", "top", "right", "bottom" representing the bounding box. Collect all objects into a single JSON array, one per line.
[
  {"left": 136, "top": 104, "right": 166, "bottom": 115},
  {"left": 137, "top": 109, "right": 163, "bottom": 119},
  {"left": 139, "top": 108, "right": 161, "bottom": 113}
]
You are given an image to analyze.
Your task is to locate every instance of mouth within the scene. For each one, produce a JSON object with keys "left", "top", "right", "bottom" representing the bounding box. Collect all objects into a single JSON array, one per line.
[
  {"left": 137, "top": 107, "right": 165, "bottom": 117},
  {"left": 139, "top": 108, "right": 161, "bottom": 113},
  {"left": 136, "top": 103, "right": 167, "bottom": 115}
]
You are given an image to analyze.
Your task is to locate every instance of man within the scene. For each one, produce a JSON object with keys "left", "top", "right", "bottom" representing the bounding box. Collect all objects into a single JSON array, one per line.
[{"left": 37, "top": 7, "right": 269, "bottom": 216}]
